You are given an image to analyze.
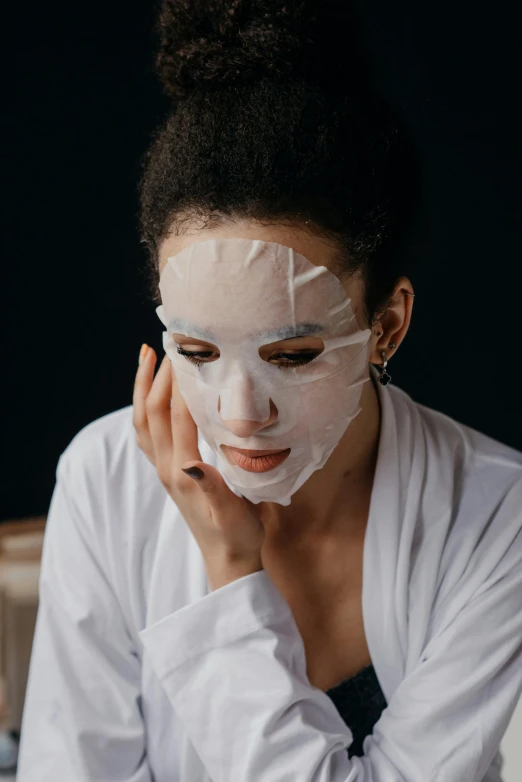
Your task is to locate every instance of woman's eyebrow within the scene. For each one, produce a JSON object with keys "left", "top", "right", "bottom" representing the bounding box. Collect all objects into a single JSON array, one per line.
[
  {"left": 167, "top": 318, "right": 324, "bottom": 341},
  {"left": 168, "top": 318, "right": 215, "bottom": 341}
]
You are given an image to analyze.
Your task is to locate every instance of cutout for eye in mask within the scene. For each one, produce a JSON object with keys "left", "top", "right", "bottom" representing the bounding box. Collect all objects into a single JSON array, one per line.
[{"left": 157, "top": 237, "right": 372, "bottom": 506}]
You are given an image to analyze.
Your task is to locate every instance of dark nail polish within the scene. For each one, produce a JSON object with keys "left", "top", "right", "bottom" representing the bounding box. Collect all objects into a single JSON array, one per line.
[{"left": 181, "top": 466, "right": 204, "bottom": 480}]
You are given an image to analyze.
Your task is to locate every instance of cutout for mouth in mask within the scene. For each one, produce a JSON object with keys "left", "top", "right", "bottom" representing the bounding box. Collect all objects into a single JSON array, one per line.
[{"left": 157, "top": 237, "right": 372, "bottom": 506}]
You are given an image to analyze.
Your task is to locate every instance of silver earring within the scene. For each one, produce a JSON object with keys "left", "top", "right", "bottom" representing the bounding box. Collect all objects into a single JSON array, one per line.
[
  {"left": 378, "top": 350, "right": 392, "bottom": 386},
  {"left": 389, "top": 340, "right": 397, "bottom": 349}
]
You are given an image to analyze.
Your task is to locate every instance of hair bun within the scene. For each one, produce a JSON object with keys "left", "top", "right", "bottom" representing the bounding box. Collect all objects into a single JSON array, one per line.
[{"left": 155, "top": 0, "right": 368, "bottom": 99}]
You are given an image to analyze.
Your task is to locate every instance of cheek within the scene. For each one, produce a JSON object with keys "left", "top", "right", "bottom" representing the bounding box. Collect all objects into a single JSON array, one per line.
[
  {"left": 171, "top": 365, "right": 209, "bottom": 424},
  {"left": 280, "top": 375, "right": 363, "bottom": 440},
  {"left": 299, "top": 380, "right": 350, "bottom": 431}
]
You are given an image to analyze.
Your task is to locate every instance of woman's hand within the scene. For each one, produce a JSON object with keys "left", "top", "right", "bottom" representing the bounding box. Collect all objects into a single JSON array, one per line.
[{"left": 132, "top": 344, "right": 265, "bottom": 590}]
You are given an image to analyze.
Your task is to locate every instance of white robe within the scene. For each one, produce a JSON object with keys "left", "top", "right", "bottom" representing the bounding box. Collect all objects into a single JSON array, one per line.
[{"left": 16, "top": 379, "right": 522, "bottom": 781}]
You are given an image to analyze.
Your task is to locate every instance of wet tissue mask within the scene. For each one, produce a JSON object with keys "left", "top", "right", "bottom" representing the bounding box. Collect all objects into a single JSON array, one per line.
[{"left": 156, "top": 238, "right": 372, "bottom": 507}]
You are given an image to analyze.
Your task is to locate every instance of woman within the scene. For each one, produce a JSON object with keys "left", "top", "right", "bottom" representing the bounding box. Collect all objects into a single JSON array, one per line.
[{"left": 16, "top": 1, "right": 522, "bottom": 780}]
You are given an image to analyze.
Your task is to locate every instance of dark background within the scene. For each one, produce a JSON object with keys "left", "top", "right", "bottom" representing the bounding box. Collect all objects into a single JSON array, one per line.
[{"left": 2, "top": 1, "right": 522, "bottom": 520}]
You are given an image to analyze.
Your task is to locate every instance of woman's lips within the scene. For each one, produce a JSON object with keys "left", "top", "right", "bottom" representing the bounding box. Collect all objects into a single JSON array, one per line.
[
  {"left": 222, "top": 446, "right": 291, "bottom": 473},
  {"left": 231, "top": 448, "right": 286, "bottom": 456}
]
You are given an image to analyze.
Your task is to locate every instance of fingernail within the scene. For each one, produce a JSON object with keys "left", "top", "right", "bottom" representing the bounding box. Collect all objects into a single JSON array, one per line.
[
  {"left": 139, "top": 344, "right": 149, "bottom": 365},
  {"left": 181, "top": 466, "right": 204, "bottom": 480}
]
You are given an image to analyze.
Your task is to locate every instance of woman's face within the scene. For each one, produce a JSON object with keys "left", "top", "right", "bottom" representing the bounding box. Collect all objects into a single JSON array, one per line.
[{"left": 156, "top": 219, "right": 378, "bottom": 507}]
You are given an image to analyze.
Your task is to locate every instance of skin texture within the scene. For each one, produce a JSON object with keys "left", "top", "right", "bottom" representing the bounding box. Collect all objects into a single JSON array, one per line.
[{"left": 155, "top": 218, "right": 414, "bottom": 547}]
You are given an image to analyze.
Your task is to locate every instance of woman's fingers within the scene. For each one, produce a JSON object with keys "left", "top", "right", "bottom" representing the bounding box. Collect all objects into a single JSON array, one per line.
[
  {"left": 133, "top": 345, "right": 158, "bottom": 464},
  {"left": 144, "top": 353, "right": 174, "bottom": 482},
  {"left": 170, "top": 362, "right": 201, "bottom": 473},
  {"left": 133, "top": 345, "right": 171, "bottom": 469},
  {"left": 133, "top": 345, "right": 201, "bottom": 492}
]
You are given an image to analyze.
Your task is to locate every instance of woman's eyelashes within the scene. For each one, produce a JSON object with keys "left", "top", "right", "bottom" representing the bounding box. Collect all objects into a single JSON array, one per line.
[{"left": 175, "top": 345, "right": 319, "bottom": 370}]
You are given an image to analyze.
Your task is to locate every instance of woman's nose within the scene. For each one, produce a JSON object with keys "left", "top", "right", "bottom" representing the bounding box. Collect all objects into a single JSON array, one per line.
[{"left": 218, "top": 396, "right": 278, "bottom": 436}]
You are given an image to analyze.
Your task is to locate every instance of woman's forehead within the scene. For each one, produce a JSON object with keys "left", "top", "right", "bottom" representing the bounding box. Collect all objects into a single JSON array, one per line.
[
  {"left": 160, "top": 239, "right": 350, "bottom": 316},
  {"left": 157, "top": 221, "right": 340, "bottom": 276},
  {"left": 157, "top": 239, "right": 368, "bottom": 346},
  {"left": 157, "top": 233, "right": 365, "bottom": 326}
]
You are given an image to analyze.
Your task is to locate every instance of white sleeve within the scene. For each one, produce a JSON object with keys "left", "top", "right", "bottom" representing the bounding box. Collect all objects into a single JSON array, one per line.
[
  {"left": 16, "top": 453, "right": 152, "bottom": 782},
  {"left": 138, "top": 549, "right": 522, "bottom": 781}
]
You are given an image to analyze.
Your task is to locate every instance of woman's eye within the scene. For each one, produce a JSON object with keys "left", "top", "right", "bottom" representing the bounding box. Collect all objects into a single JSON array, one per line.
[
  {"left": 176, "top": 345, "right": 215, "bottom": 366},
  {"left": 269, "top": 352, "right": 319, "bottom": 370},
  {"left": 176, "top": 345, "right": 319, "bottom": 370}
]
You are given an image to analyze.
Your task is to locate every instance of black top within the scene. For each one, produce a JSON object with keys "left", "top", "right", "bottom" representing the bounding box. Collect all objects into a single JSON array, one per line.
[{"left": 325, "top": 663, "right": 388, "bottom": 758}]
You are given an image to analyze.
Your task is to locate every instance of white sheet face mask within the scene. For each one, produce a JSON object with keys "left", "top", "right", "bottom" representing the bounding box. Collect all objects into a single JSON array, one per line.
[{"left": 156, "top": 238, "right": 372, "bottom": 507}]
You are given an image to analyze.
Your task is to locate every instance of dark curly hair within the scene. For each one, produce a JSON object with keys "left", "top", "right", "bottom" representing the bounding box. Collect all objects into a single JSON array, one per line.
[{"left": 138, "top": 0, "right": 423, "bottom": 325}]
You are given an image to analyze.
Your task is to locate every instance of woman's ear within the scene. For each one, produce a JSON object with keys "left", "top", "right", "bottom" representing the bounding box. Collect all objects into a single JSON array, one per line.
[{"left": 369, "top": 277, "right": 415, "bottom": 364}]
